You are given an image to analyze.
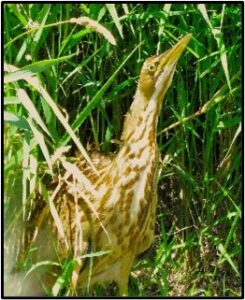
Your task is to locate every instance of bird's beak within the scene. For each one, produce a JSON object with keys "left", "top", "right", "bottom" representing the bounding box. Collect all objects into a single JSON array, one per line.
[{"left": 155, "top": 34, "right": 192, "bottom": 78}]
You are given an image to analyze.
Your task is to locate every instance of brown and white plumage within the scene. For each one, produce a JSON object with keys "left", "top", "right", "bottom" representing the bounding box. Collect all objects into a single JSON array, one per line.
[{"left": 20, "top": 34, "right": 191, "bottom": 296}]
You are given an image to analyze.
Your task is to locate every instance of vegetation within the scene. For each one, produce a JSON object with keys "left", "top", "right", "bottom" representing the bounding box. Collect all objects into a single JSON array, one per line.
[{"left": 4, "top": 3, "right": 242, "bottom": 297}]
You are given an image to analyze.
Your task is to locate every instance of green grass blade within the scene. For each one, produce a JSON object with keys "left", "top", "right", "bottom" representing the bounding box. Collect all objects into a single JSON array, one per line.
[
  {"left": 4, "top": 111, "right": 30, "bottom": 130},
  {"left": 106, "top": 4, "right": 124, "bottom": 38},
  {"left": 24, "top": 261, "right": 61, "bottom": 280},
  {"left": 217, "top": 242, "right": 239, "bottom": 276},
  {"left": 197, "top": 4, "right": 232, "bottom": 91},
  {"left": 60, "top": 42, "right": 143, "bottom": 146},
  {"left": 52, "top": 260, "right": 75, "bottom": 296},
  {"left": 5, "top": 63, "right": 97, "bottom": 174},
  {"left": 28, "top": 120, "right": 52, "bottom": 171},
  {"left": 17, "top": 88, "right": 51, "bottom": 138},
  {"left": 4, "top": 53, "right": 76, "bottom": 83}
]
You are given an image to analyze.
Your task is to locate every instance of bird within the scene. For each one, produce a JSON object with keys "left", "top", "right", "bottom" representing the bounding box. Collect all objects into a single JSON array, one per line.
[{"left": 18, "top": 34, "right": 191, "bottom": 296}]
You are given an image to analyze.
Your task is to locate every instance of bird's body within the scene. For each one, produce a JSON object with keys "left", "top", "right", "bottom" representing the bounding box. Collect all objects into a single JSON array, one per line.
[{"left": 19, "top": 34, "right": 191, "bottom": 296}]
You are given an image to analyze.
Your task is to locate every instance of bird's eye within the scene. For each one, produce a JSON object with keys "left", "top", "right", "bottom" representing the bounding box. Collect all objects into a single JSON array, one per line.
[{"left": 147, "top": 64, "right": 156, "bottom": 72}]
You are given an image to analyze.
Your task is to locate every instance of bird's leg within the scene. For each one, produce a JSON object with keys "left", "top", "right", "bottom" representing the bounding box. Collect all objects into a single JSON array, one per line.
[
  {"left": 118, "top": 281, "right": 128, "bottom": 297},
  {"left": 116, "top": 251, "right": 136, "bottom": 296}
]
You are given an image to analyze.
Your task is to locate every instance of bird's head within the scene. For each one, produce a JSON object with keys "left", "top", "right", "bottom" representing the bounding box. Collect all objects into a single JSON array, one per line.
[
  {"left": 138, "top": 34, "right": 192, "bottom": 102},
  {"left": 121, "top": 34, "right": 192, "bottom": 142}
]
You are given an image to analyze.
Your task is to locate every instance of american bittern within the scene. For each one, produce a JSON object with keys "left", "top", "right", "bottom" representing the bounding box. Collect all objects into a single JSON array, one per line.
[{"left": 18, "top": 34, "right": 191, "bottom": 296}]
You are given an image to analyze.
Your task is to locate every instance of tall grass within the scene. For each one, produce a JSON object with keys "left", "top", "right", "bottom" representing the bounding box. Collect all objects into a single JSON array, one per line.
[{"left": 4, "top": 3, "right": 242, "bottom": 297}]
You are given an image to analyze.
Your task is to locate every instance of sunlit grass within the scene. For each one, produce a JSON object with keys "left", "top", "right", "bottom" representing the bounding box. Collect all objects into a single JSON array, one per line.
[{"left": 4, "top": 3, "right": 242, "bottom": 297}]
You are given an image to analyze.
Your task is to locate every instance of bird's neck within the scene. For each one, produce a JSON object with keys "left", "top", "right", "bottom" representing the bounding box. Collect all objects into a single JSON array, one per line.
[{"left": 121, "top": 88, "right": 161, "bottom": 145}]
